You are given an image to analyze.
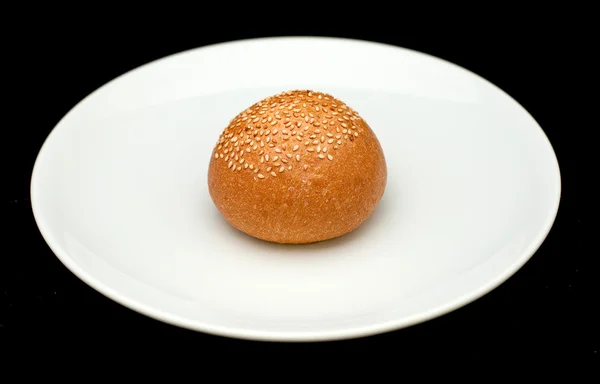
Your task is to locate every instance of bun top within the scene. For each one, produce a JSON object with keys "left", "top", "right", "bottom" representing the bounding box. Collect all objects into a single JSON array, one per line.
[{"left": 212, "top": 90, "right": 367, "bottom": 181}]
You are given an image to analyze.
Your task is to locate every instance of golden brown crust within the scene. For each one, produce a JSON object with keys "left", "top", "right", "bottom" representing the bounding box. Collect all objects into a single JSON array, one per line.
[{"left": 208, "top": 90, "right": 387, "bottom": 244}]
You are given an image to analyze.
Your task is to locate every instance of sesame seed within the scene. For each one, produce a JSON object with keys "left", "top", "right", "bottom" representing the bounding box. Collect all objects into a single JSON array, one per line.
[
  {"left": 273, "top": 156, "right": 279, "bottom": 161},
  {"left": 318, "top": 154, "right": 325, "bottom": 159},
  {"left": 244, "top": 163, "right": 249, "bottom": 169},
  {"left": 266, "top": 154, "right": 270, "bottom": 161},
  {"left": 344, "top": 135, "right": 349, "bottom": 140},
  {"left": 327, "top": 138, "right": 334, "bottom": 144},
  {"left": 341, "top": 123, "right": 347, "bottom": 128},
  {"left": 266, "top": 137, "right": 271, "bottom": 143},
  {"left": 282, "top": 129, "right": 288, "bottom": 134},
  {"left": 265, "top": 130, "right": 271, "bottom": 136},
  {"left": 266, "top": 167, "right": 272, "bottom": 172},
  {"left": 273, "top": 129, "right": 278, "bottom": 135},
  {"left": 313, "top": 140, "right": 319, "bottom": 145},
  {"left": 305, "top": 141, "right": 310, "bottom": 145},
  {"left": 275, "top": 148, "right": 281, "bottom": 153},
  {"left": 270, "top": 171, "right": 277, "bottom": 177},
  {"left": 219, "top": 154, "right": 223, "bottom": 158},
  {"left": 235, "top": 154, "right": 239, "bottom": 161},
  {"left": 252, "top": 117, "right": 259, "bottom": 122},
  {"left": 228, "top": 161, "right": 233, "bottom": 168},
  {"left": 304, "top": 164, "right": 309, "bottom": 170},
  {"left": 297, "top": 121, "right": 302, "bottom": 127},
  {"left": 295, "top": 154, "right": 301, "bottom": 161},
  {"left": 354, "top": 132, "right": 359, "bottom": 137},
  {"left": 307, "top": 148, "right": 314, "bottom": 152},
  {"left": 327, "top": 154, "right": 333, "bottom": 160},
  {"left": 323, "top": 120, "right": 327, "bottom": 124},
  {"left": 258, "top": 174, "right": 265, "bottom": 179},
  {"left": 305, "top": 116, "right": 309, "bottom": 122},
  {"left": 296, "top": 136, "right": 302, "bottom": 141},
  {"left": 279, "top": 166, "right": 285, "bottom": 173},
  {"left": 323, "top": 147, "right": 328, "bottom": 153},
  {"left": 249, "top": 164, "right": 254, "bottom": 169},
  {"left": 327, "top": 133, "right": 333, "bottom": 137},
  {"left": 337, "top": 140, "right": 342, "bottom": 145},
  {"left": 342, "top": 129, "right": 347, "bottom": 134},
  {"left": 293, "top": 145, "right": 299, "bottom": 151},
  {"left": 310, "top": 134, "right": 316, "bottom": 139},
  {"left": 253, "top": 145, "right": 258, "bottom": 150},
  {"left": 240, "top": 158, "right": 245, "bottom": 164},
  {"left": 281, "top": 158, "right": 288, "bottom": 163},
  {"left": 317, "top": 145, "right": 321, "bottom": 153},
  {"left": 214, "top": 153, "right": 218, "bottom": 159},
  {"left": 321, "top": 136, "right": 325, "bottom": 143},
  {"left": 231, "top": 137, "right": 238, "bottom": 142},
  {"left": 236, "top": 166, "right": 241, "bottom": 171}
]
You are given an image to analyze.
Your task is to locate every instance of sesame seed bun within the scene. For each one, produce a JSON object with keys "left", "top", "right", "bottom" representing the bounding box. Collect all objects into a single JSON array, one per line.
[{"left": 208, "top": 90, "right": 387, "bottom": 244}]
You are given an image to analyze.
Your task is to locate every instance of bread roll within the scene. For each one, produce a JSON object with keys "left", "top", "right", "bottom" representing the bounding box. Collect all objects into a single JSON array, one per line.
[{"left": 208, "top": 90, "right": 387, "bottom": 244}]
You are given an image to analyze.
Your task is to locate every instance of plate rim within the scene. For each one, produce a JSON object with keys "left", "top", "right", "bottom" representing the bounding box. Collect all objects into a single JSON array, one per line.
[{"left": 30, "top": 36, "right": 562, "bottom": 342}]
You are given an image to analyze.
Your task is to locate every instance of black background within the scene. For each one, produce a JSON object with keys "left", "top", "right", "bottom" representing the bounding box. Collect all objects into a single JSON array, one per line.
[{"left": 2, "top": 12, "right": 593, "bottom": 362}]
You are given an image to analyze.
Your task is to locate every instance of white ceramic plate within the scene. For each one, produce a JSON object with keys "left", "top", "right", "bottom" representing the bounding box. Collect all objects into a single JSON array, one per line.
[{"left": 31, "top": 37, "right": 561, "bottom": 342}]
